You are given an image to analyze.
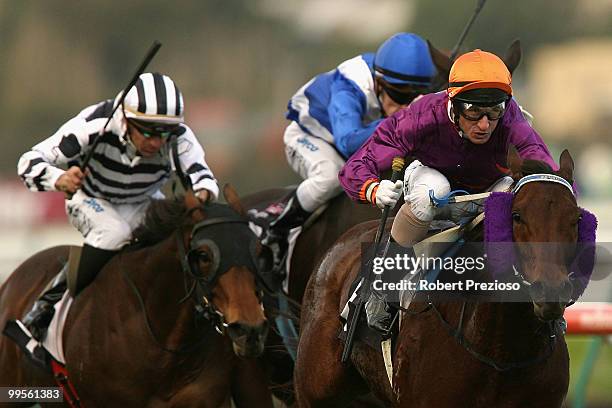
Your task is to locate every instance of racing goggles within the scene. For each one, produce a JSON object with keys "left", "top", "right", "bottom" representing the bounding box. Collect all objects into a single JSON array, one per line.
[
  {"left": 383, "top": 85, "right": 427, "bottom": 105},
  {"left": 456, "top": 101, "right": 507, "bottom": 121},
  {"left": 128, "top": 119, "right": 180, "bottom": 139}
]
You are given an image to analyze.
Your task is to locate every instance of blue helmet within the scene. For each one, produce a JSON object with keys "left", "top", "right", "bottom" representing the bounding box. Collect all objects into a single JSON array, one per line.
[{"left": 373, "top": 33, "right": 436, "bottom": 87}]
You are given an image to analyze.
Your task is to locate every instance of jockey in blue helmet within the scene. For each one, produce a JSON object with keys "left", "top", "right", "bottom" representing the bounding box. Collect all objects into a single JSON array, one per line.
[{"left": 260, "top": 33, "right": 439, "bottom": 282}]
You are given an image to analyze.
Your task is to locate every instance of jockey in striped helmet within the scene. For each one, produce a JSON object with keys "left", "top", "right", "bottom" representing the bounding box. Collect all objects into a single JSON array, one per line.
[
  {"left": 121, "top": 72, "right": 184, "bottom": 124},
  {"left": 17, "top": 72, "right": 219, "bottom": 341},
  {"left": 258, "top": 32, "right": 442, "bottom": 287}
]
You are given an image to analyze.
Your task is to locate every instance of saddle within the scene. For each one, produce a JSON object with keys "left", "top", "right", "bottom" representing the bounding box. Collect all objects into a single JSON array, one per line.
[{"left": 339, "top": 213, "right": 485, "bottom": 384}]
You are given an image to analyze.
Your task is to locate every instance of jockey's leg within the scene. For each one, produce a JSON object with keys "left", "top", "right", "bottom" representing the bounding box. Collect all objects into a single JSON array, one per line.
[
  {"left": 366, "top": 161, "right": 450, "bottom": 333},
  {"left": 391, "top": 204, "right": 430, "bottom": 247},
  {"left": 22, "top": 193, "right": 146, "bottom": 340},
  {"left": 263, "top": 122, "right": 344, "bottom": 276},
  {"left": 449, "top": 175, "right": 514, "bottom": 220},
  {"left": 22, "top": 264, "right": 68, "bottom": 341},
  {"left": 69, "top": 196, "right": 150, "bottom": 295},
  {"left": 392, "top": 160, "right": 451, "bottom": 245},
  {"left": 72, "top": 244, "right": 118, "bottom": 296}
]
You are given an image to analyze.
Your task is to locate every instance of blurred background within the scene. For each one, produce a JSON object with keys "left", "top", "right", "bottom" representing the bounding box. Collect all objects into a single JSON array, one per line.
[{"left": 0, "top": 0, "right": 610, "bottom": 405}]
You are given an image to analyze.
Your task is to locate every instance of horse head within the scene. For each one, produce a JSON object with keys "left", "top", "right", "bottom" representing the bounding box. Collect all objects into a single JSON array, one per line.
[
  {"left": 507, "top": 146, "right": 579, "bottom": 321},
  {"left": 183, "top": 185, "right": 269, "bottom": 358}
]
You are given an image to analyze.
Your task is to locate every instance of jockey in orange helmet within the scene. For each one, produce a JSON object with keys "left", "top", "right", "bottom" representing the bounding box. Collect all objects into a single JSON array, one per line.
[{"left": 339, "top": 49, "right": 557, "bottom": 333}]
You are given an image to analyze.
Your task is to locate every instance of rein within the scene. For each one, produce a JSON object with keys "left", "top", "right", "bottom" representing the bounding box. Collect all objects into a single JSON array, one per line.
[
  {"left": 420, "top": 173, "right": 575, "bottom": 371},
  {"left": 428, "top": 300, "right": 559, "bottom": 372}
]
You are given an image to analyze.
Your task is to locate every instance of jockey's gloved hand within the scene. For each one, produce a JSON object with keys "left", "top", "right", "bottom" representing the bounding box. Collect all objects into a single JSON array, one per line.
[{"left": 374, "top": 180, "right": 403, "bottom": 209}]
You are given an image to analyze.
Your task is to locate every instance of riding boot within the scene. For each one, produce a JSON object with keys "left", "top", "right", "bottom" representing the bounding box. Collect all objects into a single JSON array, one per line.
[
  {"left": 261, "top": 192, "right": 311, "bottom": 284},
  {"left": 391, "top": 203, "right": 431, "bottom": 247},
  {"left": 365, "top": 290, "right": 394, "bottom": 334},
  {"left": 364, "top": 235, "right": 406, "bottom": 335},
  {"left": 73, "top": 244, "right": 118, "bottom": 296},
  {"left": 22, "top": 265, "right": 68, "bottom": 341}
]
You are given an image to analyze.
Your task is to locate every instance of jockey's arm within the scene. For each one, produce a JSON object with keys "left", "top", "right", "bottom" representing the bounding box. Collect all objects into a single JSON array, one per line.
[
  {"left": 509, "top": 119, "right": 557, "bottom": 171},
  {"left": 328, "top": 77, "right": 382, "bottom": 158},
  {"left": 338, "top": 109, "right": 414, "bottom": 205},
  {"left": 17, "top": 113, "right": 93, "bottom": 193},
  {"left": 173, "top": 126, "right": 220, "bottom": 202}
]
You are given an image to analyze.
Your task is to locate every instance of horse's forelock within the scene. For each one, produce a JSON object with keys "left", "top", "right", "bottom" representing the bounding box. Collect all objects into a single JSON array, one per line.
[
  {"left": 131, "top": 200, "right": 242, "bottom": 247},
  {"left": 520, "top": 159, "right": 553, "bottom": 176},
  {"left": 132, "top": 199, "right": 191, "bottom": 246}
]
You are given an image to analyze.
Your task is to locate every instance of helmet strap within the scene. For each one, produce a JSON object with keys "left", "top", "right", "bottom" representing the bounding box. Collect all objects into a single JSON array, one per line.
[
  {"left": 448, "top": 99, "right": 467, "bottom": 138},
  {"left": 374, "top": 79, "right": 387, "bottom": 118}
]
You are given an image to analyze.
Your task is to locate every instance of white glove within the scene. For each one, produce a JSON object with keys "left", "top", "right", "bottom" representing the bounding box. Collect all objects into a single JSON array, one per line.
[{"left": 374, "top": 180, "right": 403, "bottom": 209}]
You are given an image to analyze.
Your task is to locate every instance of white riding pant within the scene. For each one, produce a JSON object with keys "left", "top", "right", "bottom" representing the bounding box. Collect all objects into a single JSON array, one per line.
[
  {"left": 403, "top": 160, "right": 513, "bottom": 222},
  {"left": 66, "top": 190, "right": 156, "bottom": 250},
  {"left": 284, "top": 121, "right": 345, "bottom": 212}
]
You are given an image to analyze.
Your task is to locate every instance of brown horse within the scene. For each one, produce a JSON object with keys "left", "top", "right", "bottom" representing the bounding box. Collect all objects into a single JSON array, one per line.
[
  {"left": 294, "top": 148, "right": 581, "bottom": 407},
  {"left": 0, "top": 186, "right": 273, "bottom": 408},
  {"left": 244, "top": 39, "right": 523, "bottom": 304},
  {"left": 240, "top": 41, "right": 524, "bottom": 404}
]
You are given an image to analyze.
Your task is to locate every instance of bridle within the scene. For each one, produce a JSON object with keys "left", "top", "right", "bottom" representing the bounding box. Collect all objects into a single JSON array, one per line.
[
  {"left": 509, "top": 173, "right": 577, "bottom": 302},
  {"left": 122, "top": 212, "right": 263, "bottom": 354},
  {"left": 176, "top": 215, "right": 264, "bottom": 335},
  {"left": 421, "top": 173, "right": 575, "bottom": 370}
]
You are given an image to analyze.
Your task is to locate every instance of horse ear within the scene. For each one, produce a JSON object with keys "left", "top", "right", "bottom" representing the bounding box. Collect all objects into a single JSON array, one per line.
[
  {"left": 558, "top": 149, "right": 575, "bottom": 183},
  {"left": 223, "top": 184, "right": 247, "bottom": 217},
  {"left": 427, "top": 40, "right": 452, "bottom": 79},
  {"left": 507, "top": 145, "right": 524, "bottom": 181},
  {"left": 185, "top": 189, "right": 206, "bottom": 221},
  {"left": 503, "top": 39, "right": 522, "bottom": 74}
]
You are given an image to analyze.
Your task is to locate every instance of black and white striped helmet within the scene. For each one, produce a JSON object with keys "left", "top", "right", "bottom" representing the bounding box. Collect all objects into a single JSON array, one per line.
[{"left": 120, "top": 72, "right": 184, "bottom": 124}]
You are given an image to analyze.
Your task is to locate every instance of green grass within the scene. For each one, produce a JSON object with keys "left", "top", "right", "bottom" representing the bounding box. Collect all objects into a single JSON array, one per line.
[{"left": 567, "top": 336, "right": 612, "bottom": 407}]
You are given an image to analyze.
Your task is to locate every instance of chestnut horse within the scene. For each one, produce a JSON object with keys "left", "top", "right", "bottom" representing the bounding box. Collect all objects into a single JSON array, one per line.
[
  {"left": 0, "top": 186, "right": 273, "bottom": 408},
  {"left": 243, "top": 39, "right": 523, "bottom": 304},
  {"left": 242, "top": 41, "right": 522, "bottom": 404},
  {"left": 295, "top": 149, "right": 583, "bottom": 407}
]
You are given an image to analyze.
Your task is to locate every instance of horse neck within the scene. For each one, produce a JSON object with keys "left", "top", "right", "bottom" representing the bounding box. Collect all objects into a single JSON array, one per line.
[
  {"left": 461, "top": 301, "right": 554, "bottom": 359},
  {"left": 457, "top": 233, "right": 555, "bottom": 359},
  {"left": 127, "top": 233, "right": 205, "bottom": 349}
]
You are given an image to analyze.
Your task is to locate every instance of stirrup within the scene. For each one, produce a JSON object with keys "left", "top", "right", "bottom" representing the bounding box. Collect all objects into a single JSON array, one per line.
[
  {"left": 22, "top": 303, "right": 55, "bottom": 341},
  {"left": 258, "top": 248, "right": 287, "bottom": 293}
]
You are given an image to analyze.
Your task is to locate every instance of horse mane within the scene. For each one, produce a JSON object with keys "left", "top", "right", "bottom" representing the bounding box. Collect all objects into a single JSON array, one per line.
[
  {"left": 130, "top": 199, "right": 192, "bottom": 247},
  {"left": 463, "top": 157, "right": 554, "bottom": 244},
  {"left": 520, "top": 158, "right": 553, "bottom": 176},
  {"left": 130, "top": 199, "right": 241, "bottom": 248}
]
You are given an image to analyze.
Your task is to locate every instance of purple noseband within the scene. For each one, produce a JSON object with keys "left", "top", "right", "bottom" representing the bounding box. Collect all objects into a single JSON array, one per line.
[{"left": 484, "top": 191, "right": 597, "bottom": 300}]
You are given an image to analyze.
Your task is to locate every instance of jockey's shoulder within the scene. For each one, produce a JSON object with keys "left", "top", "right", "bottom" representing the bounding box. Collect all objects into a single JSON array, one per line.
[
  {"left": 407, "top": 91, "right": 447, "bottom": 113},
  {"left": 502, "top": 98, "right": 533, "bottom": 126}
]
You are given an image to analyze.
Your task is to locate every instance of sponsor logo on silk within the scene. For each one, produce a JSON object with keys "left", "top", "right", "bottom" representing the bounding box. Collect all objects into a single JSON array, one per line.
[
  {"left": 83, "top": 198, "right": 104, "bottom": 213},
  {"left": 297, "top": 137, "right": 319, "bottom": 152}
]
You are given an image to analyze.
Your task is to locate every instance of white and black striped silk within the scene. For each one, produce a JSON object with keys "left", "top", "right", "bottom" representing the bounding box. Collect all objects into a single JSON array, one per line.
[{"left": 17, "top": 100, "right": 219, "bottom": 204}]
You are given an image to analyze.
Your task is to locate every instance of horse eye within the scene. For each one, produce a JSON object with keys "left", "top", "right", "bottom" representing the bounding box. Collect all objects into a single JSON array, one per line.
[
  {"left": 512, "top": 212, "right": 521, "bottom": 223},
  {"left": 198, "top": 251, "right": 212, "bottom": 264}
]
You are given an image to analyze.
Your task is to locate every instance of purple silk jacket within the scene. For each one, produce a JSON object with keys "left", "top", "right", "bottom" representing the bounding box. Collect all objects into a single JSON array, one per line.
[{"left": 339, "top": 92, "right": 556, "bottom": 202}]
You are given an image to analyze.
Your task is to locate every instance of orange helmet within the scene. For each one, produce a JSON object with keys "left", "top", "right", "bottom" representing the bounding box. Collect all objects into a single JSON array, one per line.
[{"left": 447, "top": 49, "right": 512, "bottom": 100}]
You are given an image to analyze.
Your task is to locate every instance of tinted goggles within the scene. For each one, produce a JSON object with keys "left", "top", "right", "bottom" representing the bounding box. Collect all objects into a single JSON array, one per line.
[
  {"left": 456, "top": 101, "right": 507, "bottom": 121},
  {"left": 128, "top": 119, "right": 180, "bottom": 139},
  {"left": 383, "top": 86, "right": 427, "bottom": 105}
]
